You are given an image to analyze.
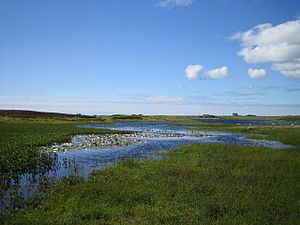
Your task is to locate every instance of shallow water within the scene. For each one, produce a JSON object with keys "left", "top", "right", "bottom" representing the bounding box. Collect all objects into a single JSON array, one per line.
[{"left": 0, "top": 121, "right": 291, "bottom": 211}]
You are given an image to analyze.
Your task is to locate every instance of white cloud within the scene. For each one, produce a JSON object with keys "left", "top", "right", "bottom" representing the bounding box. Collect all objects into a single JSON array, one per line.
[
  {"left": 207, "top": 66, "right": 228, "bottom": 79},
  {"left": 248, "top": 68, "right": 266, "bottom": 79},
  {"left": 272, "top": 60, "right": 300, "bottom": 79},
  {"left": 185, "top": 64, "right": 204, "bottom": 80},
  {"left": 157, "top": 0, "right": 193, "bottom": 8},
  {"left": 232, "top": 19, "right": 300, "bottom": 79}
]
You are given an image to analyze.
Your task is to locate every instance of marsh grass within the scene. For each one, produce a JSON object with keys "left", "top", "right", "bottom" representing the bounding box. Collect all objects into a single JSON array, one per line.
[
  {"left": 2, "top": 143, "right": 299, "bottom": 224},
  {"left": 218, "top": 115, "right": 300, "bottom": 122},
  {"left": 0, "top": 118, "right": 130, "bottom": 212},
  {"left": 1, "top": 123, "right": 299, "bottom": 224},
  {"left": 0, "top": 120, "right": 126, "bottom": 182},
  {"left": 182, "top": 122, "right": 300, "bottom": 147},
  {"left": 1, "top": 113, "right": 299, "bottom": 224}
]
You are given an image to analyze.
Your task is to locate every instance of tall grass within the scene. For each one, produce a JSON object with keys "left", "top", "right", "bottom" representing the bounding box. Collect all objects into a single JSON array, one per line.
[
  {"left": 0, "top": 121, "right": 125, "bottom": 182},
  {"left": 184, "top": 122, "right": 300, "bottom": 148},
  {"left": 2, "top": 124, "right": 299, "bottom": 224}
]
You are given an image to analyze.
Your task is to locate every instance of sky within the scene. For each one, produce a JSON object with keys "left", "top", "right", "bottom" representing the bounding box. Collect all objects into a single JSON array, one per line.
[{"left": 1, "top": 0, "right": 300, "bottom": 115}]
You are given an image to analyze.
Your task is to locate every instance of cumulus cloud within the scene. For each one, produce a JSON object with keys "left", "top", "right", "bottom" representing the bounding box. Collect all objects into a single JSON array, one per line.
[
  {"left": 272, "top": 60, "right": 300, "bottom": 79},
  {"left": 185, "top": 64, "right": 204, "bottom": 80},
  {"left": 232, "top": 19, "right": 300, "bottom": 79},
  {"left": 248, "top": 68, "right": 266, "bottom": 79},
  {"left": 157, "top": 0, "right": 193, "bottom": 8},
  {"left": 207, "top": 66, "right": 228, "bottom": 79}
]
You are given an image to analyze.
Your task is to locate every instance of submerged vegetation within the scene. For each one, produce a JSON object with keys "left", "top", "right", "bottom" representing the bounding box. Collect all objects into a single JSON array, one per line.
[
  {"left": 2, "top": 143, "right": 299, "bottom": 224},
  {"left": 0, "top": 120, "right": 127, "bottom": 192},
  {"left": 0, "top": 110, "right": 191, "bottom": 183},
  {"left": 0, "top": 122, "right": 121, "bottom": 171},
  {"left": 181, "top": 122, "right": 300, "bottom": 147},
  {"left": 0, "top": 110, "right": 299, "bottom": 224}
]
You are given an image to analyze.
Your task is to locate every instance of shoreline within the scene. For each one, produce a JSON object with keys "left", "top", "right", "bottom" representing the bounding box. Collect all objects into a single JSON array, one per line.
[{"left": 39, "top": 132, "right": 211, "bottom": 152}]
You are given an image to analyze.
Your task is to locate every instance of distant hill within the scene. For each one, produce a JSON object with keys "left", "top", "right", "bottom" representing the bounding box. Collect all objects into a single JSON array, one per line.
[{"left": 0, "top": 109, "right": 96, "bottom": 119}]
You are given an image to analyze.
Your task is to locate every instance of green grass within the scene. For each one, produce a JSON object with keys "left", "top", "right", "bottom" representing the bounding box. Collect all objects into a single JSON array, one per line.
[
  {"left": 277, "top": 115, "right": 300, "bottom": 122},
  {"left": 217, "top": 115, "right": 300, "bottom": 122},
  {"left": 0, "top": 109, "right": 197, "bottom": 123},
  {"left": 0, "top": 120, "right": 126, "bottom": 181},
  {"left": 243, "top": 125, "right": 300, "bottom": 147},
  {"left": 179, "top": 122, "right": 300, "bottom": 147},
  {"left": 0, "top": 110, "right": 194, "bottom": 179},
  {"left": 0, "top": 109, "right": 108, "bottom": 123},
  {"left": 2, "top": 143, "right": 299, "bottom": 225},
  {"left": 1, "top": 121, "right": 299, "bottom": 224}
]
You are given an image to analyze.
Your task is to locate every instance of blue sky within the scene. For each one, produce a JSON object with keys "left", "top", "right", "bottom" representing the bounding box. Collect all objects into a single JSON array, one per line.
[{"left": 1, "top": 0, "right": 300, "bottom": 115}]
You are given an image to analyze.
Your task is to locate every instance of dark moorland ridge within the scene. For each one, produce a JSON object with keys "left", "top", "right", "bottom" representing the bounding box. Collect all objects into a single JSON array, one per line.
[
  {"left": 0, "top": 109, "right": 96, "bottom": 119},
  {"left": 0, "top": 110, "right": 160, "bottom": 121}
]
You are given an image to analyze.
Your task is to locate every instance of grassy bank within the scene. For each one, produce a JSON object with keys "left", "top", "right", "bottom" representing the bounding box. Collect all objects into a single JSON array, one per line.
[
  {"left": 2, "top": 144, "right": 299, "bottom": 224},
  {"left": 180, "top": 122, "right": 300, "bottom": 147},
  {"left": 0, "top": 109, "right": 196, "bottom": 123},
  {"left": 0, "top": 120, "right": 126, "bottom": 181},
  {"left": 217, "top": 115, "right": 300, "bottom": 122},
  {"left": 0, "top": 110, "right": 193, "bottom": 179},
  {"left": 1, "top": 122, "right": 299, "bottom": 224}
]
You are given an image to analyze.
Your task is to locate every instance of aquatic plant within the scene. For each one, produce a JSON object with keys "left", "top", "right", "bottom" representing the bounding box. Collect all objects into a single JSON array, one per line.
[{"left": 0, "top": 121, "right": 126, "bottom": 193}]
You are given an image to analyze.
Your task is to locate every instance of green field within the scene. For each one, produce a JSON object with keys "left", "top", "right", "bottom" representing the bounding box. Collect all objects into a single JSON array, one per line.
[
  {"left": 0, "top": 119, "right": 127, "bottom": 189},
  {"left": 0, "top": 110, "right": 192, "bottom": 178},
  {"left": 0, "top": 122, "right": 124, "bottom": 174},
  {"left": 216, "top": 115, "right": 300, "bottom": 122},
  {"left": 0, "top": 110, "right": 197, "bottom": 123},
  {"left": 0, "top": 111, "right": 300, "bottom": 224}
]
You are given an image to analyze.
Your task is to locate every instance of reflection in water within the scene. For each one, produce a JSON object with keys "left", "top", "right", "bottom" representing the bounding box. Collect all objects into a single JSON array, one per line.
[{"left": 0, "top": 121, "right": 291, "bottom": 211}]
